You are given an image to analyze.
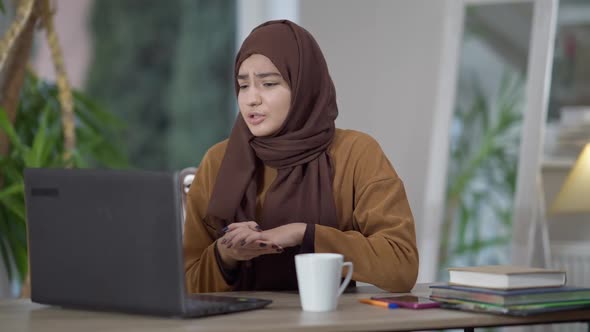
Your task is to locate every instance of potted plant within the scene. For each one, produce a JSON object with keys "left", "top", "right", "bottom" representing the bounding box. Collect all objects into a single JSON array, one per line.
[{"left": 0, "top": 0, "right": 128, "bottom": 296}]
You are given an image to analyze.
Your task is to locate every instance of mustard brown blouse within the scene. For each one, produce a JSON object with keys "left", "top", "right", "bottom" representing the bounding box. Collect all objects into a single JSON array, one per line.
[{"left": 183, "top": 129, "right": 419, "bottom": 293}]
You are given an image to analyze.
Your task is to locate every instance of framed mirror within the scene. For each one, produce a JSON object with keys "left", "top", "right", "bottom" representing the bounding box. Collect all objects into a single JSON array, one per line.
[{"left": 421, "top": 0, "right": 558, "bottom": 281}]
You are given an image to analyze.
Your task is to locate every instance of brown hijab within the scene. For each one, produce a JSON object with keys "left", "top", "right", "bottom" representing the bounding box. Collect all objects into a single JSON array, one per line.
[{"left": 206, "top": 20, "right": 338, "bottom": 290}]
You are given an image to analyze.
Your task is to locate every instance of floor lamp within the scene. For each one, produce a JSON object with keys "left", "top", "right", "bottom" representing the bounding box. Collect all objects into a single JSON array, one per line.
[
  {"left": 547, "top": 143, "right": 590, "bottom": 264},
  {"left": 551, "top": 143, "right": 590, "bottom": 213},
  {"left": 527, "top": 143, "right": 590, "bottom": 268}
]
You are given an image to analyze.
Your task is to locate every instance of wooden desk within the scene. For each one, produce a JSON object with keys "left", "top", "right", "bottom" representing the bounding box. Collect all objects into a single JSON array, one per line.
[{"left": 1, "top": 285, "right": 589, "bottom": 332}]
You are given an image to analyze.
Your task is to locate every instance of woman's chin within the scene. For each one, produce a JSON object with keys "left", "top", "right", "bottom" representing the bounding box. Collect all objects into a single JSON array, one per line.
[{"left": 249, "top": 125, "right": 277, "bottom": 137}]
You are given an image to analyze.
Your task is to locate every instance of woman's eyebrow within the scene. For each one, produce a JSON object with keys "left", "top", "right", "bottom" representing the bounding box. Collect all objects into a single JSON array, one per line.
[
  {"left": 255, "top": 72, "right": 281, "bottom": 79},
  {"left": 236, "top": 72, "right": 281, "bottom": 80}
]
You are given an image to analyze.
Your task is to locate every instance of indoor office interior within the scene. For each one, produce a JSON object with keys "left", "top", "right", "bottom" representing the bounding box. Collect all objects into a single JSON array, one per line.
[{"left": 1, "top": 0, "right": 589, "bottom": 328}]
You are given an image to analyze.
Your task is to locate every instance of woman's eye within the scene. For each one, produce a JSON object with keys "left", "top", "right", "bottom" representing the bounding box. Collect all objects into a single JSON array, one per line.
[
  {"left": 239, "top": 84, "right": 248, "bottom": 89},
  {"left": 263, "top": 82, "right": 278, "bottom": 87}
]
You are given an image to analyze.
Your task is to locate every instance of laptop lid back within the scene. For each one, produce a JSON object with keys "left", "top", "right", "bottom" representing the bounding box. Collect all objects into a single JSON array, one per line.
[{"left": 24, "top": 168, "right": 186, "bottom": 315}]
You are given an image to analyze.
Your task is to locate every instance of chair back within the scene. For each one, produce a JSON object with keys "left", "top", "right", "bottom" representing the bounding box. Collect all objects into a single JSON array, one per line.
[{"left": 178, "top": 167, "right": 197, "bottom": 226}]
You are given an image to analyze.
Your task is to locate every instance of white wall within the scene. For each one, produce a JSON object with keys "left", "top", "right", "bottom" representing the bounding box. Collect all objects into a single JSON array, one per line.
[
  {"left": 300, "top": 0, "right": 449, "bottom": 281},
  {"left": 237, "top": 0, "right": 299, "bottom": 47}
]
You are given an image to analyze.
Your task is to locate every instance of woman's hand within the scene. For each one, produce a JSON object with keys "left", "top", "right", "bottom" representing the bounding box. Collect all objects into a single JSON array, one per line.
[
  {"left": 259, "top": 223, "right": 307, "bottom": 248},
  {"left": 217, "top": 221, "right": 307, "bottom": 269},
  {"left": 223, "top": 222, "right": 307, "bottom": 250},
  {"left": 216, "top": 221, "right": 283, "bottom": 270},
  {"left": 216, "top": 222, "right": 308, "bottom": 270}
]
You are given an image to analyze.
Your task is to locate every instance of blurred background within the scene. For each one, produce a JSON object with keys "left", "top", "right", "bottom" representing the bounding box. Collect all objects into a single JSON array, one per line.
[
  {"left": 33, "top": 0, "right": 238, "bottom": 171},
  {"left": 1, "top": 5, "right": 590, "bottom": 331}
]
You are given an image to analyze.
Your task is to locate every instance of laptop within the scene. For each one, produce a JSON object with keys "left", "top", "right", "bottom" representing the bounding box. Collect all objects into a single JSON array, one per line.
[{"left": 23, "top": 168, "right": 272, "bottom": 318}]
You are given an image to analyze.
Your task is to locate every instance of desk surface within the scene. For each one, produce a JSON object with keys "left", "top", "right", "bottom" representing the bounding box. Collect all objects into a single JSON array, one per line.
[{"left": 1, "top": 284, "right": 589, "bottom": 332}]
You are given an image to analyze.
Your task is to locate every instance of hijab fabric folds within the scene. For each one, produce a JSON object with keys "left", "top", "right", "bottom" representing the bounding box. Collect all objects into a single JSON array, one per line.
[{"left": 206, "top": 20, "right": 339, "bottom": 290}]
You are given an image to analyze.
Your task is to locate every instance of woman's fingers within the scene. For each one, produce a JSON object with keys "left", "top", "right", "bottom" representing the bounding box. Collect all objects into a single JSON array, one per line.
[
  {"left": 219, "top": 224, "right": 285, "bottom": 261},
  {"left": 222, "top": 227, "right": 259, "bottom": 248},
  {"left": 244, "top": 221, "right": 262, "bottom": 232},
  {"left": 223, "top": 221, "right": 261, "bottom": 233},
  {"left": 221, "top": 229, "right": 245, "bottom": 248},
  {"left": 220, "top": 230, "right": 237, "bottom": 247},
  {"left": 254, "top": 240, "right": 284, "bottom": 252},
  {"left": 240, "top": 231, "right": 264, "bottom": 247},
  {"left": 232, "top": 226, "right": 262, "bottom": 247},
  {"left": 226, "top": 245, "right": 283, "bottom": 261}
]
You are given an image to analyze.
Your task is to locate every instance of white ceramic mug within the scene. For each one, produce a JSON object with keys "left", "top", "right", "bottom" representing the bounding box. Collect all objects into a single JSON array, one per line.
[{"left": 294, "top": 253, "right": 354, "bottom": 312}]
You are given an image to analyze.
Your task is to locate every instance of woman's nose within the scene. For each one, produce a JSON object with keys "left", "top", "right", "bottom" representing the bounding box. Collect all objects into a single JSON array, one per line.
[{"left": 246, "top": 88, "right": 262, "bottom": 106}]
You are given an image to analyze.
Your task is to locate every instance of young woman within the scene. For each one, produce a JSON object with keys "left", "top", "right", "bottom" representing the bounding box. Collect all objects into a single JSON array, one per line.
[{"left": 183, "top": 20, "right": 418, "bottom": 293}]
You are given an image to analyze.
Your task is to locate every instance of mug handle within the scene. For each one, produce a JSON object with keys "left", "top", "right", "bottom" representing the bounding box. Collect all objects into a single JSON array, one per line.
[{"left": 337, "top": 261, "right": 354, "bottom": 297}]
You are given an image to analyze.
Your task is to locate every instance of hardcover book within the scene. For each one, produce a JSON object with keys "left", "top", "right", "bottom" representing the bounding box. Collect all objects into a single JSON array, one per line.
[
  {"left": 436, "top": 298, "right": 590, "bottom": 316},
  {"left": 448, "top": 265, "right": 566, "bottom": 290},
  {"left": 429, "top": 284, "right": 590, "bottom": 306}
]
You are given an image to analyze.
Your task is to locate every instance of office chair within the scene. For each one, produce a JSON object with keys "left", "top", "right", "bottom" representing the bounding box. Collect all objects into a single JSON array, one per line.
[{"left": 178, "top": 167, "right": 197, "bottom": 226}]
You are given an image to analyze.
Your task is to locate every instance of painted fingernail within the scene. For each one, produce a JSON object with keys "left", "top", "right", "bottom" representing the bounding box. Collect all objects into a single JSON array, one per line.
[
  {"left": 240, "top": 240, "right": 246, "bottom": 247},
  {"left": 222, "top": 226, "right": 229, "bottom": 232},
  {"left": 272, "top": 245, "right": 278, "bottom": 249},
  {"left": 255, "top": 225, "right": 261, "bottom": 231},
  {"left": 259, "top": 243, "right": 267, "bottom": 248},
  {"left": 221, "top": 239, "right": 227, "bottom": 244},
  {"left": 227, "top": 243, "right": 232, "bottom": 248}
]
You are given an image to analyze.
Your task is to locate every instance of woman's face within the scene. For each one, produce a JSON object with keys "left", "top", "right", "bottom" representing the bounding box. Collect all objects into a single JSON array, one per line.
[{"left": 237, "top": 54, "right": 291, "bottom": 137}]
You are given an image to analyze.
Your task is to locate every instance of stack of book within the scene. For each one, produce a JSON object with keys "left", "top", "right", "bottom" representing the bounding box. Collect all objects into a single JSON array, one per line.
[{"left": 430, "top": 265, "right": 590, "bottom": 316}]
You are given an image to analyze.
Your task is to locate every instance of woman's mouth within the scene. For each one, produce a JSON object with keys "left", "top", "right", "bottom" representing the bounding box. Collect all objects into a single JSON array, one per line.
[{"left": 246, "top": 112, "right": 266, "bottom": 125}]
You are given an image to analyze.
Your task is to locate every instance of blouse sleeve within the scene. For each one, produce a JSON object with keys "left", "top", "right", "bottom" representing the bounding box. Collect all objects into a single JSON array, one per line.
[
  {"left": 315, "top": 135, "right": 419, "bottom": 292},
  {"left": 183, "top": 148, "right": 234, "bottom": 293}
]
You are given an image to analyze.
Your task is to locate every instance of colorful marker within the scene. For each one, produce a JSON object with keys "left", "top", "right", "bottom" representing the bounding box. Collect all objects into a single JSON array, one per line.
[{"left": 359, "top": 298, "right": 399, "bottom": 309}]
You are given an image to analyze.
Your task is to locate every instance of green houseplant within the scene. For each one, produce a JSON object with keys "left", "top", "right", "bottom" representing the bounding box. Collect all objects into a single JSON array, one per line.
[
  {"left": 0, "top": 71, "right": 128, "bottom": 294},
  {"left": 437, "top": 72, "right": 524, "bottom": 277},
  {"left": 0, "top": 0, "right": 128, "bottom": 296}
]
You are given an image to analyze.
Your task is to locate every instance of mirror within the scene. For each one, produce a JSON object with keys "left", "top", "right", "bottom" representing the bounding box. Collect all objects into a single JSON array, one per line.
[
  {"left": 422, "top": 0, "right": 558, "bottom": 280},
  {"left": 437, "top": 1, "right": 533, "bottom": 276}
]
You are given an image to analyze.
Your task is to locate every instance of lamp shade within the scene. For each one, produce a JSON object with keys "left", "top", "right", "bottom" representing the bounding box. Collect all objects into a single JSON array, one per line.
[{"left": 551, "top": 143, "right": 590, "bottom": 214}]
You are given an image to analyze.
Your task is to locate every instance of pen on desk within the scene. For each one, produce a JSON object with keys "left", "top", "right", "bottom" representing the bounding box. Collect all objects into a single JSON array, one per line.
[{"left": 359, "top": 298, "right": 399, "bottom": 309}]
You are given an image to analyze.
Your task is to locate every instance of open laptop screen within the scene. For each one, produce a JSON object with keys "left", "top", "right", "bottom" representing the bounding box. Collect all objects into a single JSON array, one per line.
[{"left": 24, "top": 168, "right": 186, "bottom": 315}]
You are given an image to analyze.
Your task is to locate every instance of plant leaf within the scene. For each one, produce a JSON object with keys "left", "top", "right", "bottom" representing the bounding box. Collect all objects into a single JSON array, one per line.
[
  {"left": 0, "top": 236, "right": 14, "bottom": 282},
  {"left": 0, "top": 183, "right": 24, "bottom": 200},
  {"left": 0, "top": 108, "right": 28, "bottom": 154},
  {"left": 0, "top": 196, "right": 26, "bottom": 222},
  {"left": 25, "top": 105, "right": 53, "bottom": 167}
]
